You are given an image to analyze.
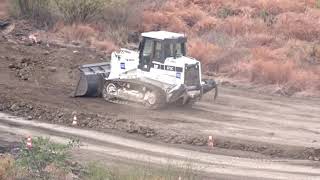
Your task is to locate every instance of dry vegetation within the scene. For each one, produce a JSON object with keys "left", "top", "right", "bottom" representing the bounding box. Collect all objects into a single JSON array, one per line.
[
  {"left": 143, "top": 0, "right": 320, "bottom": 96},
  {"left": 4, "top": 0, "right": 320, "bottom": 96},
  {"left": 0, "top": 0, "right": 8, "bottom": 19}
]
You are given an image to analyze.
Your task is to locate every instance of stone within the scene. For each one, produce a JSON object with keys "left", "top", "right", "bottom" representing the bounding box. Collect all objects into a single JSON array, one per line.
[
  {"left": 27, "top": 116, "right": 33, "bottom": 120},
  {"left": 48, "top": 66, "right": 57, "bottom": 72},
  {"left": 43, "top": 51, "right": 50, "bottom": 55},
  {"left": 10, "top": 104, "right": 19, "bottom": 111},
  {"left": 8, "top": 64, "right": 16, "bottom": 69}
]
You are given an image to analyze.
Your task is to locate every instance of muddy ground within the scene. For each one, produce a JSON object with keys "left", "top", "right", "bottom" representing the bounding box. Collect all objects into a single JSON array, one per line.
[{"left": 1, "top": 23, "right": 320, "bottom": 162}]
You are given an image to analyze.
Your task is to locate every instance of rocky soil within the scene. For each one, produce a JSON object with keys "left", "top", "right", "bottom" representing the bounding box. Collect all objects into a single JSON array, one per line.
[{"left": 1, "top": 20, "right": 320, "bottom": 162}]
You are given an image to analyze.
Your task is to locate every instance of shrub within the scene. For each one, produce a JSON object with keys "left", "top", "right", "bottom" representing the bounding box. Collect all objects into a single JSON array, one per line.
[
  {"left": 54, "top": 0, "right": 106, "bottom": 24},
  {"left": 250, "top": 59, "right": 294, "bottom": 84},
  {"left": 0, "top": 154, "right": 16, "bottom": 180},
  {"left": 0, "top": 0, "right": 8, "bottom": 19},
  {"left": 274, "top": 11, "right": 320, "bottom": 41},
  {"left": 188, "top": 38, "right": 221, "bottom": 71},
  {"left": 217, "top": 6, "right": 240, "bottom": 19},
  {"left": 216, "top": 16, "right": 267, "bottom": 36},
  {"left": 16, "top": 137, "right": 77, "bottom": 179},
  {"left": 57, "top": 24, "right": 97, "bottom": 43},
  {"left": 92, "top": 39, "right": 118, "bottom": 53},
  {"left": 10, "top": 0, "right": 57, "bottom": 27}
]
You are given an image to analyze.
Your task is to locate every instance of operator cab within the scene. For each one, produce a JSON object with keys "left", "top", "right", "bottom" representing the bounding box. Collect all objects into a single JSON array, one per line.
[{"left": 138, "top": 31, "right": 187, "bottom": 71}]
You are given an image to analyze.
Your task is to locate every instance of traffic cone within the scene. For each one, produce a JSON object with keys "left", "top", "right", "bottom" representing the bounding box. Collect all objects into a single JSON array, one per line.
[
  {"left": 72, "top": 115, "right": 77, "bottom": 126},
  {"left": 26, "top": 136, "right": 32, "bottom": 149},
  {"left": 208, "top": 136, "right": 214, "bottom": 149}
]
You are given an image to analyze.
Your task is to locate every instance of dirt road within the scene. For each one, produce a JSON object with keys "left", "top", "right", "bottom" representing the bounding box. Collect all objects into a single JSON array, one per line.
[
  {"left": 1, "top": 112, "right": 320, "bottom": 180},
  {"left": 1, "top": 34, "right": 320, "bottom": 160}
]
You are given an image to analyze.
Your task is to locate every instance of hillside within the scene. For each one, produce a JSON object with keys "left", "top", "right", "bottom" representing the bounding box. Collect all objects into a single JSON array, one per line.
[{"left": 1, "top": 0, "right": 320, "bottom": 96}]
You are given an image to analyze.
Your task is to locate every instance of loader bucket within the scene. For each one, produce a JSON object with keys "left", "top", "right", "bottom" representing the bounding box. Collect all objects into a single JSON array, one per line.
[
  {"left": 73, "top": 62, "right": 111, "bottom": 97},
  {"left": 202, "top": 79, "right": 218, "bottom": 100}
]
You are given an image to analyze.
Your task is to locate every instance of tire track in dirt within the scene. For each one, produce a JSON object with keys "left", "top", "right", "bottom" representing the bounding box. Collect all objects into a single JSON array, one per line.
[{"left": 1, "top": 113, "right": 320, "bottom": 180}]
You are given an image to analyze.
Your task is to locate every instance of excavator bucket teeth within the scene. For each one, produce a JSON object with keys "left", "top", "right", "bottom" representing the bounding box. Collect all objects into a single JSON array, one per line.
[{"left": 73, "top": 62, "right": 111, "bottom": 97}]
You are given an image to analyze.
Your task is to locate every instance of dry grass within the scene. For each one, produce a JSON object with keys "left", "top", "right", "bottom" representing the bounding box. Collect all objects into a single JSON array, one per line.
[
  {"left": 92, "top": 39, "right": 118, "bottom": 53},
  {"left": 0, "top": 0, "right": 8, "bottom": 19},
  {"left": 57, "top": 24, "right": 97, "bottom": 43},
  {"left": 142, "top": 0, "right": 320, "bottom": 96},
  {"left": 0, "top": 154, "right": 15, "bottom": 180},
  {"left": 55, "top": 23, "right": 119, "bottom": 53}
]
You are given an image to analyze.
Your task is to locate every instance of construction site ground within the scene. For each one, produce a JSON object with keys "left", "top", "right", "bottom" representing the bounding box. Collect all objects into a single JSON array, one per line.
[{"left": 1, "top": 25, "right": 320, "bottom": 172}]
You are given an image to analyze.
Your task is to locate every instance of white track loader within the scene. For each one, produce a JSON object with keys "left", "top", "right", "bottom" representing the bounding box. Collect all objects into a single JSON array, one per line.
[{"left": 74, "top": 31, "right": 218, "bottom": 109}]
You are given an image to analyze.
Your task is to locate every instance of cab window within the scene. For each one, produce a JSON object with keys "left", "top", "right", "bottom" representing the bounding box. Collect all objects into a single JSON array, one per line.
[
  {"left": 164, "top": 42, "right": 186, "bottom": 58},
  {"left": 143, "top": 39, "right": 153, "bottom": 57},
  {"left": 176, "top": 43, "right": 186, "bottom": 57},
  {"left": 164, "top": 43, "right": 174, "bottom": 58},
  {"left": 154, "top": 41, "right": 162, "bottom": 60}
]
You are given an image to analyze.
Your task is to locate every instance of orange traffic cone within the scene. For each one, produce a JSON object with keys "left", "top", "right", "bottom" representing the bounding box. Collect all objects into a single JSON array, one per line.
[
  {"left": 72, "top": 115, "right": 77, "bottom": 126},
  {"left": 26, "top": 136, "right": 32, "bottom": 149},
  {"left": 208, "top": 136, "right": 214, "bottom": 149}
]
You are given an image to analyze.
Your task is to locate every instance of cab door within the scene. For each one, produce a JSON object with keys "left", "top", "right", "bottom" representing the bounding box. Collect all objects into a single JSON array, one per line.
[{"left": 139, "top": 38, "right": 154, "bottom": 72}]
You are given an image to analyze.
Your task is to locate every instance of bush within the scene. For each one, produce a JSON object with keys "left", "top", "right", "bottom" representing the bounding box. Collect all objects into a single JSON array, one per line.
[
  {"left": 0, "top": 154, "right": 16, "bottom": 179},
  {"left": 10, "top": 0, "right": 57, "bottom": 27},
  {"left": 100, "top": 0, "right": 143, "bottom": 44},
  {"left": 317, "top": 0, "right": 320, "bottom": 8},
  {"left": 58, "top": 24, "right": 97, "bottom": 43},
  {"left": 54, "top": 0, "right": 107, "bottom": 24},
  {"left": 16, "top": 137, "right": 77, "bottom": 179}
]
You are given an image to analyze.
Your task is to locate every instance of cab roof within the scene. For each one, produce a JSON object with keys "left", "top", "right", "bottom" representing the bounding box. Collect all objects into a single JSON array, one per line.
[{"left": 141, "top": 31, "right": 185, "bottom": 40}]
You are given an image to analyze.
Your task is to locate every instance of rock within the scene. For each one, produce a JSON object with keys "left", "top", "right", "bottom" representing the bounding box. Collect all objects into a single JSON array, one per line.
[
  {"left": 25, "top": 42, "right": 33, "bottom": 46},
  {"left": 58, "top": 113, "right": 64, "bottom": 118},
  {"left": 8, "top": 64, "right": 16, "bottom": 69},
  {"left": 71, "top": 41, "right": 80, "bottom": 46},
  {"left": 48, "top": 66, "right": 57, "bottom": 72},
  {"left": 20, "top": 57, "right": 31, "bottom": 64},
  {"left": 43, "top": 51, "right": 50, "bottom": 55},
  {"left": 314, "top": 157, "right": 320, "bottom": 161},
  {"left": 27, "top": 116, "right": 32, "bottom": 120},
  {"left": 27, "top": 105, "right": 33, "bottom": 110},
  {"left": 10, "top": 104, "right": 19, "bottom": 111}
]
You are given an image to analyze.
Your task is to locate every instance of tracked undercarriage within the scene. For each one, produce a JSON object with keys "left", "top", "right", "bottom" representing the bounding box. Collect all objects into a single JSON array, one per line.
[{"left": 102, "top": 79, "right": 167, "bottom": 109}]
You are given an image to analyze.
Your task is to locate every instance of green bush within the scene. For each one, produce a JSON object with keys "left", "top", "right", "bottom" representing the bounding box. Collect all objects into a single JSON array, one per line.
[
  {"left": 10, "top": 0, "right": 56, "bottom": 27},
  {"left": 101, "top": 0, "right": 142, "bottom": 44},
  {"left": 10, "top": 0, "right": 109, "bottom": 25},
  {"left": 16, "top": 137, "right": 77, "bottom": 179},
  {"left": 54, "top": 0, "right": 107, "bottom": 23},
  {"left": 258, "top": 10, "right": 276, "bottom": 26},
  {"left": 217, "top": 6, "right": 237, "bottom": 19}
]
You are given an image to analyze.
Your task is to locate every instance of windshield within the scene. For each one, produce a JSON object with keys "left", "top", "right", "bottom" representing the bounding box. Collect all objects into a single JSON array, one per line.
[{"left": 164, "top": 42, "right": 186, "bottom": 58}]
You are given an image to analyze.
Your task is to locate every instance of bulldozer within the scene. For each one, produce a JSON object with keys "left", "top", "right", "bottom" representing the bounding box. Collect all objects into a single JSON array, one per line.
[{"left": 74, "top": 31, "right": 218, "bottom": 109}]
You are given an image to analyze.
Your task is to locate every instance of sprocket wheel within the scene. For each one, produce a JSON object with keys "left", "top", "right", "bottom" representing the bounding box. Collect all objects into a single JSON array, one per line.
[{"left": 102, "top": 81, "right": 118, "bottom": 101}]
